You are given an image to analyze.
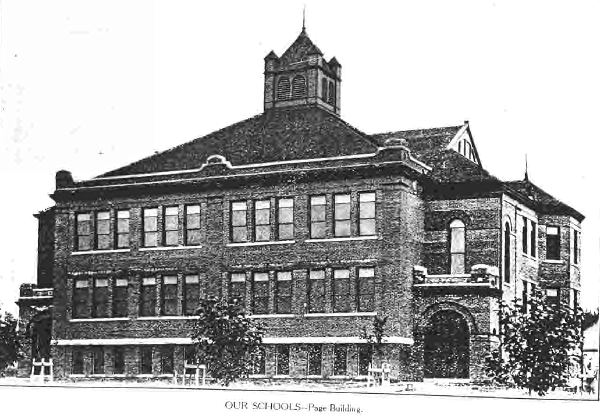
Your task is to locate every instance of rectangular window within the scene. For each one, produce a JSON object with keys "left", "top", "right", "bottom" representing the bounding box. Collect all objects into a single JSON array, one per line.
[
  {"left": 161, "top": 275, "right": 178, "bottom": 316},
  {"left": 252, "top": 272, "right": 269, "bottom": 315},
  {"left": 185, "top": 205, "right": 201, "bottom": 245},
  {"left": 530, "top": 221, "right": 537, "bottom": 257},
  {"left": 160, "top": 345, "right": 174, "bottom": 374},
  {"left": 92, "top": 278, "right": 109, "bottom": 318},
  {"left": 184, "top": 345, "right": 197, "bottom": 365},
  {"left": 546, "top": 226, "right": 560, "bottom": 260},
  {"left": 573, "top": 289, "right": 579, "bottom": 311},
  {"left": 184, "top": 275, "right": 200, "bottom": 316},
  {"left": 310, "top": 196, "right": 327, "bottom": 239},
  {"left": 73, "top": 278, "right": 89, "bottom": 319},
  {"left": 333, "top": 269, "right": 352, "bottom": 313},
  {"left": 116, "top": 210, "right": 130, "bottom": 249},
  {"left": 334, "top": 194, "right": 351, "bottom": 237},
  {"left": 574, "top": 230, "right": 580, "bottom": 265},
  {"left": 112, "top": 278, "right": 129, "bottom": 318},
  {"left": 333, "top": 345, "right": 348, "bottom": 375},
  {"left": 92, "top": 347, "right": 104, "bottom": 375},
  {"left": 546, "top": 288, "right": 560, "bottom": 305},
  {"left": 76, "top": 213, "right": 92, "bottom": 251},
  {"left": 96, "top": 211, "right": 111, "bottom": 250},
  {"left": 113, "top": 346, "right": 125, "bottom": 374},
  {"left": 72, "top": 349, "right": 84, "bottom": 374},
  {"left": 230, "top": 273, "right": 246, "bottom": 309},
  {"left": 164, "top": 206, "right": 179, "bottom": 246},
  {"left": 522, "top": 216, "right": 528, "bottom": 254},
  {"left": 251, "top": 346, "right": 266, "bottom": 375},
  {"left": 143, "top": 208, "right": 159, "bottom": 247},
  {"left": 277, "top": 198, "right": 294, "bottom": 240},
  {"left": 308, "top": 270, "right": 325, "bottom": 313},
  {"left": 307, "top": 345, "right": 322, "bottom": 376},
  {"left": 231, "top": 201, "right": 248, "bottom": 243},
  {"left": 358, "top": 267, "right": 375, "bottom": 312},
  {"left": 276, "top": 272, "right": 292, "bottom": 314},
  {"left": 140, "top": 277, "right": 156, "bottom": 317},
  {"left": 140, "top": 346, "right": 153, "bottom": 374},
  {"left": 358, "top": 192, "right": 376, "bottom": 236},
  {"left": 275, "top": 345, "right": 290, "bottom": 376},
  {"left": 358, "top": 345, "right": 371, "bottom": 376},
  {"left": 255, "top": 200, "right": 271, "bottom": 242}
]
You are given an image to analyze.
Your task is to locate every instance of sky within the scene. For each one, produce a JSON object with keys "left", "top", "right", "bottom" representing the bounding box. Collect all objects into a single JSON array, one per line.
[{"left": 1, "top": 0, "right": 599, "bottom": 315}]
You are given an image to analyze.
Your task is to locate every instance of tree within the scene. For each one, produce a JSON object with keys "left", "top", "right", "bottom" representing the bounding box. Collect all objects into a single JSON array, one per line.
[
  {"left": 190, "top": 297, "right": 264, "bottom": 386},
  {"left": 485, "top": 289, "right": 583, "bottom": 396},
  {"left": 359, "top": 316, "right": 387, "bottom": 365},
  {"left": 0, "top": 312, "right": 24, "bottom": 376}
]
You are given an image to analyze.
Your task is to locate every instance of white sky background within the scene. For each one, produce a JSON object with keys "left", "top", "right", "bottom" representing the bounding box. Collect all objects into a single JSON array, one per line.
[{"left": 1, "top": 0, "right": 599, "bottom": 315}]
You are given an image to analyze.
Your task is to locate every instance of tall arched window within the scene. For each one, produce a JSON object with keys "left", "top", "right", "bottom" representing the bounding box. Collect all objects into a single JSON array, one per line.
[
  {"left": 450, "top": 219, "right": 466, "bottom": 274},
  {"left": 321, "top": 78, "right": 328, "bottom": 100},
  {"left": 277, "top": 77, "right": 291, "bottom": 100},
  {"left": 291, "top": 75, "right": 307, "bottom": 99},
  {"left": 504, "top": 221, "right": 511, "bottom": 283},
  {"left": 328, "top": 80, "right": 335, "bottom": 105}
]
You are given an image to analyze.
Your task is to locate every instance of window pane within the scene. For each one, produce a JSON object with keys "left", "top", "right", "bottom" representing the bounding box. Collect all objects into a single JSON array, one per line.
[
  {"left": 186, "top": 214, "right": 200, "bottom": 229},
  {"left": 307, "top": 345, "right": 322, "bottom": 376},
  {"left": 78, "top": 236, "right": 92, "bottom": 251},
  {"left": 359, "top": 219, "right": 376, "bottom": 236},
  {"left": 97, "top": 220, "right": 110, "bottom": 235},
  {"left": 359, "top": 192, "right": 375, "bottom": 203},
  {"left": 359, "top": 202, "right": 375, "bottom": 219},
  {"left": 113, "top": 347, "right": 125, "bottom": 374},
  {"left": 451, "top": 227, "right": 465, "bottom": 252},
  {"left": 140, "top": 347, "right": 153, "bottom": 374},
  {"left": 144, "top": 217, "right": 157, "bottom": 232},
  {"left": 255, "top": 225, "right": 270, "bottom": 241},
  {"left": 334, "top": 204, "right": 350, "bottom": 220},
  {"left": 335, "top": 220, "right": 351, "bottom": 237},
  {"left": 165, "top": 230, "right": 178, "bottom": 246},
  {"left": 311, "top": 206, "right": 326, "bottom": 222},
  {"left": 451, "top": 254, "right": 465, "bottom": 274},
  {"left": 278, "top": 224, "right": 294, "bottom": 240},
  {"left": 165, "top": 215, "right": 178, "bottom": 231},
  {"left": 117, "top": 234, "right": 129, "bottom": 249},
  {"left": 97, "top": 235, "right": 110, "bottom": 250},
  {"left": 117, "top": 218, "right": 130, "bottom": 233},
  {"left": 276, "top": 346, "right": 290, "bottom": 375},
  {"left": 186, "top": 229, "right": 201, "bottom": 245},
  {"left": 333, "top": 346, "right": 347, "bottom": 375},
  {"left": 232, "top": 211, "right": 246, "bottom": 227},
  {"left": 144, "top": 232, "right": 158, "bottom": 247},
  {"left": 233, "top": 227, "right": 247, "bottom": 243},
  {"left": 311, "top": 222, "right": 326, "bottom": 239},
  {"left": 117, "top": 210, "right": 130, "bottom": 219},
  {"left": 144, "top": 208, "right": 158, "bottom": 217},
  {"left": 278, "top": 207, "right": 293, "bottom": 223}
]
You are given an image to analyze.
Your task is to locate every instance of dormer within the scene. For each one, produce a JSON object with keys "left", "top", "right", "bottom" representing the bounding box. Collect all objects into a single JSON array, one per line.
[
  {"left": 447, "top": 121, "right": 482, "bottom": 165},
  {"left": 263, "top": 27, "right": 341, "bottom": 115}
]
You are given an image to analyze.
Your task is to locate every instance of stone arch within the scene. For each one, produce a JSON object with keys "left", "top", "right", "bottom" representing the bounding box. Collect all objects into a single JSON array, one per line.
[{"left": 418, "top": 301, "right": 479, "bottom": 335}]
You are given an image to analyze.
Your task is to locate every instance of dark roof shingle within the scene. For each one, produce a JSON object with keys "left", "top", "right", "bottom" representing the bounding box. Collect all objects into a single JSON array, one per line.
[{"left": 99, "top": 106, "right": 378, "bottom": 178}]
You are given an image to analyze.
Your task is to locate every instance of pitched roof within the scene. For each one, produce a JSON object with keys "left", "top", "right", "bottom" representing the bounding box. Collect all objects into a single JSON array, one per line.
[
  {"left": 504, "top": 180, "right": 584, "bottom": 221},
  {"left": 371, "top": 125, "right": 498, "bottom": 183},
  {"left": 280, "top": 29, "right": 323, "bottom": 65},
  {"left": 99, "top": 106, "right": 378, "bottom": 178}
]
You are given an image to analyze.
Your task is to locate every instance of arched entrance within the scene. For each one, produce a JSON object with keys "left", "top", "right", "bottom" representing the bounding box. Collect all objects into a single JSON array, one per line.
[{"left": 424, "top": 310, "right": 470, "bottom": 378}]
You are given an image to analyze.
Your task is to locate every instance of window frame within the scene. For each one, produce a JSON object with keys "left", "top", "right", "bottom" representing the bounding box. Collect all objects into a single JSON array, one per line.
[
  {"left": 332, "top": 268, "right": 352, "bottom": 313},
  {"left": 275, "top": 271, "right": 292, "bottom": 314},
  {"left": 333, "top": 345, "right": 348, "bottom": 376},
  {"left": 161, "top": 275, "right": 178, "bottom": 316},
  {"left": 115, "top": 209, "right": 130, "bottom": 249},
  {"left": 140, "top": 277, "right": 157, "bottom": 317},
  {"left": 229, "top": 272, "right": 246, "bottom": 310},
  {"left": 140, "top": 346, "right": 153, "bottom": 375},
  {"left": 333, "top": 194, "right": 351, "bottom": 238},
  {"left": 92, "top": 277, "right": 109, "bottom": 318},
  {"left": 357, "top": 267, "right": 375, "bottom": 312},
  {"left": 306, "top": 344, "right": 322, "bottom": 376},
  {"left": 231, "top": 201, "right": 248, "bottom": 243},
  {"left": 275, "top": 345, "right": 290, "bottom": 376},
  {"left": 183, "top": 274, "right": 200, "bottom": 316},
  {"left": 113, "top": 346, "right": 125, "bottom": 374},
  {"left": 358, "top": 192, "right": 376, "bottom": 236},
  {"left": 546, "top": 225, "right": 561, "bottom": 260},
  {"left": 72, "top": 348, "right": 84, "bottom": 374},
  {"left": 185, "top": 204, "right": 201, "bottom": 246},
  {"left": 72, "top": 278, "right": 90, "bottom": 319},
  {"left": 449, "top": 219, "right": 466, "bottom": 275},
  {"left": 112, "top": 277, "right": 129, "bottom": 318},
  {"left": 276, "top": 198, "right": 294, "bottom": 241},
  {"left": 75, "top": 212, "right": 93, "bottom": 252},
  {"left": 309, "top": 196, "right": 327, "bottom": 239},
  {"left": 95, "top": 211, "right": 111, "bottom": 250},
  {"left": 91, "top": 346, "right": 104, "bottom": 375},
  {"left": 254, "top": 200, "right": 271, "bottom": 242},
  {"left": 308, "top": 270, "right": 326, "bottom": 313},
  {"left": 142, "top": 208, "right": 159, "bottom": 248},
  {"left": 163, "top": 206, "right": 179, "bottom": 247},
  {"left": 252, "top": 272, "right": 270, "bottom": 315},
  {"left": 522, "top": 216, "right": 528, "bottom": 255}
]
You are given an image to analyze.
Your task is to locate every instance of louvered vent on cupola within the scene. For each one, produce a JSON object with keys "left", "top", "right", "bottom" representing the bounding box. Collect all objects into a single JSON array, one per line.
[
  {"left": 291, "top": 75, "right": 307, "bottom": 99},
  {"left": 277, "top": 77, "right": 291, "bottom": 100}
]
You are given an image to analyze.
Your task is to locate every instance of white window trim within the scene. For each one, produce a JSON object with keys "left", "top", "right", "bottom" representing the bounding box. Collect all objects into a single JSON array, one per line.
[
  {"left": 304, "top": 312, "right": 377, "bottom": 318},
  {"left": 248, "top": 314, "right": 295, "bottom": 319},
  {"left": 226, "top": 240, "right": 295, "bottom": 247},
  {"left": 72, "top": 249, "right": 130, "bottom": 255},
  {"left": 305, "top": 236, "right": 378, "bottom": 243},
  {"left": 70, "top": 318, "right": 130, "bottom": 323},
  {"left": 139, "top": 245, "right": 203, "bottom": 252}
]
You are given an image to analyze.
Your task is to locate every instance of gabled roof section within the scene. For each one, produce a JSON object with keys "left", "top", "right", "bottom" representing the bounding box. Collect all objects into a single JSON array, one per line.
[
  {"left": 98, "top": 106, "right": 379, "bottom": 178},
  {"left": 504, "top": 179, "right": 584, "bottom": 221},
  {"left": 280, "top": 28, "right": 323, "bottom": 66},
  {"left": 371, "top": 123, "right": 493, "bottom": 183}
]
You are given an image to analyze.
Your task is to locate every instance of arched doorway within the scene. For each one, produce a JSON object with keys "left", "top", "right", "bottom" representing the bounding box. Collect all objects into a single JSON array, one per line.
[{"left": 424, "top": 310, "right": 470, "bottom": 378}]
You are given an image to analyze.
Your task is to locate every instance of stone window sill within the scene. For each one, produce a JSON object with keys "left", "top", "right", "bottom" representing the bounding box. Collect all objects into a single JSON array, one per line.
[
  {"left": 72, "top": 249, "right": 129, "bottom": 256},
  {"left": 248, "top": 314, "right": 295, "bottom": 319},
  {"left": 304, "top": 312, "right": 377, "bottom": 318},
  {"left": 543, "top": 259, "right": 564, "bottom": 264},
  {"left": 226, "top": 240, "right": 295, "bottom": 247},
  {"left": 139, "top": 246, "right": 202, "bottom": 252},
  {"left": 305, "top": 236, "right": 378, "bottom": 243},
  {"left": 70, "top": 317, "right": 130, "bottom": 322},
  {"left": 136, "top": 316, "right": 199, "bottom": 321}
]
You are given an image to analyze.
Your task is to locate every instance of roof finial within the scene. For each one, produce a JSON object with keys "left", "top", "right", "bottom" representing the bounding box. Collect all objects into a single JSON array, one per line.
[
  {"left": 302, "top": 5, "right": 306, "bottom": 32},
  {"left": 524, "top": 153, "right": 529, "bottom": 182}
]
